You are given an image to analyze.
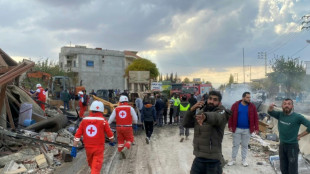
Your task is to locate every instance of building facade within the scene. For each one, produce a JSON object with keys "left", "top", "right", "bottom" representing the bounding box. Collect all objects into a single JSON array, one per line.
[{"left": 59, "top": 45, "right": 130, "bottom": 93}]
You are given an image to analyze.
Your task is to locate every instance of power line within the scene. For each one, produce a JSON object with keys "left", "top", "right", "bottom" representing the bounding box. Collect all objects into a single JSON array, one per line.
[{"left": 290, "top": 44, "right": 309, "bottom": 57}]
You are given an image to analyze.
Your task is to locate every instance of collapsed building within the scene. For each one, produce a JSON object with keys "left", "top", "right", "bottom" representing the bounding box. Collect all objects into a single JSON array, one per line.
[{"left": 0, "top": 49, "right": 81, "bottom": 174}]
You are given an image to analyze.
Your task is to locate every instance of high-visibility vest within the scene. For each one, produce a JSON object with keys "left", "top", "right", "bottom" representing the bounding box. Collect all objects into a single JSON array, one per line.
[
  {"left": 180, "top": 103, "right": 190, "bottom": 111},
  {"left": 172, "top": 97, "right": 180, "bottom": 106}
]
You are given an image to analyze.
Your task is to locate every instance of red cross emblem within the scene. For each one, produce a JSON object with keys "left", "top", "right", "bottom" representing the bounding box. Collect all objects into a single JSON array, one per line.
[
  {"left": 119, "top": 110, "right": 127, "bottom": 118},
  {"left": 86, "top": 125, "right": 97, "bottom": 137},
  {"left": 96, "top": 106, "right": 99, "bottom": 110}
]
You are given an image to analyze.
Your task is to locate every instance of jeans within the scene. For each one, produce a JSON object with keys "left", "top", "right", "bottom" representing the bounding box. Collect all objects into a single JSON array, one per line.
[
  {"left": 231, "top": 128, "right": 251, "bottom": 160},
  {"left": 144, "top": 121, "right": 154, "bottom": 138},
  {"left": 179, "top": 116, "right": 189, "bottom": 136},
  {"left": 156, "top": 109, "right": 164, "bottom": 126},
  {"left": 63, "top": 101, "right": 69, "bottom": 110},
  {"left": 279, "top": 143, "right": 299, "bottom": 174},
  {"left": 190, "top": 157, "right": 222, "bottom": 174}
]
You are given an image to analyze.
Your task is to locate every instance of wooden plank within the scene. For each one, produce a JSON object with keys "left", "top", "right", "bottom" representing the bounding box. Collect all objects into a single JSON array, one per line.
[
  {"left": 0, "top": 84, "right": 7, "bottom": 114},
  {"left": 5, "top": 94, "right": 15, "bottom": 130}
]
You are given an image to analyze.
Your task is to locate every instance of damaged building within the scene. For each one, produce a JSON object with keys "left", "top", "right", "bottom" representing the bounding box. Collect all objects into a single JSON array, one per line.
[{"left": 58, "top": 45, "right": 141, "bottom": 92}]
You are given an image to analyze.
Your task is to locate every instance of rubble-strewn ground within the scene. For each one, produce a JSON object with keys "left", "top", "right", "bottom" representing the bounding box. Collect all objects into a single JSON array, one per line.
[{"left": 56, "top": 125, "right": 275, "bottom": 174}]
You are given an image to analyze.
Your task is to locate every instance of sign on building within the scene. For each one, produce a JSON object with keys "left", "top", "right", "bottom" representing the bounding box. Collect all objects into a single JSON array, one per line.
[
  {"left": 129, "top": 71, "right": 150, "bottom": 83},
  {"left": 193, "top": 78, "right": 201, "bottom": 82},
  {"left": 151, "top": 82, "right": 162, "bottom": 91}
]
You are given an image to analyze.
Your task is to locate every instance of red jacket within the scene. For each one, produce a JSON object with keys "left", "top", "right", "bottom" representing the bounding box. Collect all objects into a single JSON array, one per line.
[
  {"left": 74, "top": 112, "right": 114, "bottom": 147},
  {"left": 228, "top": 100, "right": 259, "bottom": 134}
]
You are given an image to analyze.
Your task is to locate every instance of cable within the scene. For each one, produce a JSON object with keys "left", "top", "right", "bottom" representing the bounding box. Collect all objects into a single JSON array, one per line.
[{"left": 290, "top": 44, "right": 310, "bottom": 57}]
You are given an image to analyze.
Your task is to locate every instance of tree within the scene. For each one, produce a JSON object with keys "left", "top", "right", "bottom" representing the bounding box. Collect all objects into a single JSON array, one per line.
[
  {"left": 183, "top": 77, "right": 190, "bottom": 83},
  {"left": 125, "top": 58, "right": 159, "bottom": 79},
  {"left": 268, "top": 57, "right": 306, "bottom": 94},
  {"left": 174, "top": 73, "right": 178, "bottom": 83}
]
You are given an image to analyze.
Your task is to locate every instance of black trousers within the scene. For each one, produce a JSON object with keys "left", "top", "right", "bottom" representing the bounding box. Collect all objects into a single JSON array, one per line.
[
  {"left": 190, "top": 157, "right": 222, "bottom": 174},
  {"left": 163, "top": 107, "right": 167, "bottom": 124},
  {"left": 279, "top": 143, "right": 299, "bottom": 174},
  {"left": 144, "top": 121, "right": 154, "bottom": 138},
  {"left": 169, "top": 108, "right": 173, "bottom": 124}
]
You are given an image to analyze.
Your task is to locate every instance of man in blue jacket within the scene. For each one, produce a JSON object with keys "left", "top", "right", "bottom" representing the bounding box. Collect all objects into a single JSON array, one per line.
[{"left": 141, "top": 100, "right": 156, "bottom": 144}]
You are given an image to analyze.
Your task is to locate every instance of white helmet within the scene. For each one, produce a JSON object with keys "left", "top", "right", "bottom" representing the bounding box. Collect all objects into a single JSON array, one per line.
[
  {"left": 90, "top": 101, "right": 104, "bottom": 112},
  {"left": 36, "top": 84, "right": 41, "bottom": 88},
  {"left": 78, "top": 91, "right": 83, "bottom": 95},
  {"left": 119, "top": 95, "right": 128, "bottom": 102}
]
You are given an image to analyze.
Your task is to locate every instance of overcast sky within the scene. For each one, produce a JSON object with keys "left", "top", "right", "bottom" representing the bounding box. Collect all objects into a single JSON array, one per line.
[{"left": 1, "top": 0, "right": 310, "bottom": 87}]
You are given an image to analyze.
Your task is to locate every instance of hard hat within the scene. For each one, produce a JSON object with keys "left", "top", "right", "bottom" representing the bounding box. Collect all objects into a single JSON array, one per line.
[
  {"left": 36, "top": 84, "right": 41, "bottom": 88},
  {"left": 78, "top": 91, "right": 83, "bottom": 95},
  {"left": 119, "top": 95, "right": 128, "bottom": 102},
  {"left": 90, "top": 101, "right": 104, "bottom": 112}
]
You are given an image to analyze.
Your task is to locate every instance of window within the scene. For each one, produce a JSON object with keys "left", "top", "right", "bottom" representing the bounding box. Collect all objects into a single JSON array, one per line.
[
  {"left": 102, "top": 56, "right": 105, "bottom": 63},
  {"left": 73, "top": 61, "right": 76, "bottom": 67},
  {"left": 86, "top": 60, "right": 94, "bottom": 67}
]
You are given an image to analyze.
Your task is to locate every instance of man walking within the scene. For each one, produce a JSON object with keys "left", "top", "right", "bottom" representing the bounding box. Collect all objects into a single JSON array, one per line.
[
  {"left": 183, "top": 91, "right": 231, "bottom": 174},
  {"left": 268, "top": 99, "right": 310, "bottom": 174},
  {"left": 188, "top": 93, "right": 197, "bottom": 107},
  {"left": 228, "top": 92, "right": 259, "bottom": 167},
  {"left": 177, "top": 95, "right": 190, "bottom": 142},
  {"left": 155, "top": 95, "right": 165, "bottom": 126},
  {"left": 141, "top": 100, "right": 156, "bottom": 144},
  {"left": 108, "top": 96, "right": 138, "bottom": 159}
]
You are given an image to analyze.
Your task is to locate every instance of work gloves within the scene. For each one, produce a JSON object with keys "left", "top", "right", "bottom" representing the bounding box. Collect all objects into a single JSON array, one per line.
[
  {"left": 109, "top": 142, "right": 116, "bottom": 146},
  {"left": 71, "top": 146, "right": 77, "bottom": 158}
]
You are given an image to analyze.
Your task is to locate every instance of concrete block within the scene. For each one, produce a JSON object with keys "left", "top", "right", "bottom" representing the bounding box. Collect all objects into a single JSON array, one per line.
[
  {"left": 35, "top": 154, "right": 48, "bottom": 169},
  {"left": 3, "top": 160, "right": 27, "bottom": 174},
  {"left": 39, "top": 132, "right": 57, "bottom": 142},
  {"left": 62, "top": 151, "right": 73, "bottom": 162},
  {"left": 45, "top": 153, "right": 54, "bottom": 165},
  {"left": 56, "top": 136, "right": 71, "bottom": 144},
  {"left": 50, "top": 148, "right": 59, "bottom": 156}
]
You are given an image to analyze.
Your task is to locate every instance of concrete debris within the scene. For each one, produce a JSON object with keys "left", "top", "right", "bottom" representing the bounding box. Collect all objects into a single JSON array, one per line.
[
  {"left": 0, "top": 148, "right": 40, "bottom": 167},
  {"left": 55, "top": 136, "right": 71, "bottom": 145},
  {"left": 266, "top": 133, "right": 278, "bottom": 142},
  {"left": 39, "top": 132, "right": 57, "bottom": 142},
  {"left": 35, "top": 154, "right": 48, "bottom": 169},
  {"left": 62, "top": 150, "right": 73, "bottom": 162},
  {"left": 2, "top": 160, "right": 27, "bottom": 174}
]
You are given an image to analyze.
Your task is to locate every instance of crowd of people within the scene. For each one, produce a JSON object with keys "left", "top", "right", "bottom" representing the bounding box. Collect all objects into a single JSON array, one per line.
[{"left": 31, "top": 84, "right": 310, "bottom": 174}]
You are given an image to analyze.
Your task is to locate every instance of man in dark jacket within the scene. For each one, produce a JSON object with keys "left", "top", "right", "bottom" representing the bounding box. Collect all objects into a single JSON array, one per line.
[
  {"left": 183, "top": 91, "right": 231, "bottom": 174},
  {"left": 228, "top": 92, "right": 259, "bottom": 167},
  {"left": 155, "top": 95, "right": 165, "bottom": 127},
  {"left": 61, "top": 89, "right": 71, "bottom": 110},
  {"left": 141, "top": 100, "right": 156, "bottom": 144},
  {"left": 188, "top": 93, "right": 197, "bottom": 107}
]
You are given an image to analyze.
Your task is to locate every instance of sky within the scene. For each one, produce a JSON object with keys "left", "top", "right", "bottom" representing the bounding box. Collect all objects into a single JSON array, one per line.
[{"left": 1, "top": 0, "right": 310, "bottom": 88}]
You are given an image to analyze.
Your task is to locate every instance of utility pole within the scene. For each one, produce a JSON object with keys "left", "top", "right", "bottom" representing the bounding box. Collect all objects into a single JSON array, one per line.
[
  {"left": 258, "top": 52, "right": 267, "bottom": 76},
  {"left": 243, "top": 48, "right": 245, "bottom": 84}
]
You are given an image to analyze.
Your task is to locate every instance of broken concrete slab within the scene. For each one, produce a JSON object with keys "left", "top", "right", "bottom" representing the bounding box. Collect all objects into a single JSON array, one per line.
[
  {"left": 2, "top": 160, "right": 27, "bottom": 174},
  {"left": 35, "top": 154, "right": 48, "bottom": 169},
  {"left": 55, "top": 136, "right": 71, "bottom": 145},
  {"left": 0, "top": 148, "right": 40, "bottom": 167}
]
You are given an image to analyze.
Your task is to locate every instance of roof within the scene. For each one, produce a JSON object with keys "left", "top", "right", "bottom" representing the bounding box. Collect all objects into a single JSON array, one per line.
[
  {"left": 124, "top": 50, "right": 142, "bottom": 59},
  {"left": 0, "top": 48, "right": 18, "bottom": 67}
]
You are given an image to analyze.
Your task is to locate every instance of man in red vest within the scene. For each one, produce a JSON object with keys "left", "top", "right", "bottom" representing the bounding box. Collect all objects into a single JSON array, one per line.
[
  {"left": 78, "top": 91, "right": 88, "bottom": 118},
  {"left": 32, "top": 84, "right": 46, "bottom": 111},
  {"left": 108, "top": 95, "right": 138, "bottom": 159},
  {"left": 71, "top": 101, "right": 114, "bottom": 174}
]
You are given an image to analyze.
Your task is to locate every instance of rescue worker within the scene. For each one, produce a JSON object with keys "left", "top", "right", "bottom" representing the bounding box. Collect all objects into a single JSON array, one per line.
[
  {"left": 177, "top": 95, "right": 190, "bottom": 142},
  {"left": 32, "top": 84, "right": 46, "bottom": 111},
  {"left": 71, "top": 101, "right": 114, "bottom": 174},
  {"left": 78, "top": 91, "right": 88, "bottom": 118},
  {"left": 172, "top": 93, "right": 180, "bottom": 125},
  {"left": 108, "top": 96, "right": 138, "bottom": 159}
]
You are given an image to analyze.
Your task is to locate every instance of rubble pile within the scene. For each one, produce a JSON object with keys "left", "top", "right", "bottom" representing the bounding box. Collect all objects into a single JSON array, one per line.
[{"left": 0, "top": 127, "right": 82, "bottom": 174}]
